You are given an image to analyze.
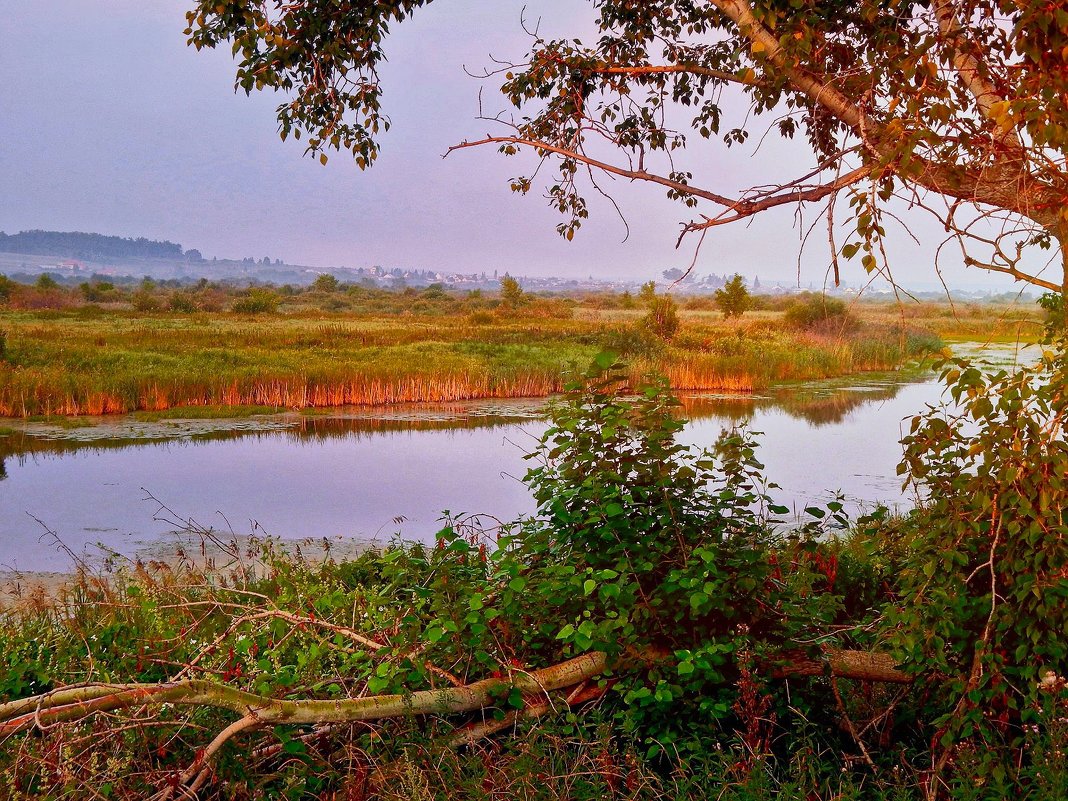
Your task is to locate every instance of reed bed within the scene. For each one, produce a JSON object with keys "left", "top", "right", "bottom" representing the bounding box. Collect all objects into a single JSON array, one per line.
[{"left": 0, "top": 311, "right": 939, "bottom": 418}]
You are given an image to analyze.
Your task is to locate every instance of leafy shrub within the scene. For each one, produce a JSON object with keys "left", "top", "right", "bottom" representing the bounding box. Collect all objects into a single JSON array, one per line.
[
  {"left": 890, "top": 346, "right": 1068, "bottom": 769},
  {"left": 641, "top": 295, "right": 680, "bottom": 339},
  {"left": 511, "top": 355, "right": 841, "bottom": 759},
  {"left": 783, "top": 293, "right": 857, "bottom": 332},
  {"left": 34, "top": 273, "right": 60, "bottom": 291},
  {"left": 130, "top": 288, "right": 161, "bottom": 312},
  {"left": 311, "top": 273, "right": 340, "bottom": 292},
  {"left": 168, "top": 291, "right": 198, "bottom": 313},
  {"left": 231, "top": 288, "right": 281, "bottom": 314},
  {"left": 79, "top": 281, "right": 117, "bottom": 302},
  {"left": 1037, "top": 291, "right": 1064, "bottom": 341},
  {"left": 715, "top": 274, "right": 752, "bottom": 319}
]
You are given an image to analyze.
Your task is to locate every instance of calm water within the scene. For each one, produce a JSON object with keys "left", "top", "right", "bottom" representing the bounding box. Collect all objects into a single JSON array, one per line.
[{"left": 0, "top": 343, "right": 1037, "bottom": 572}]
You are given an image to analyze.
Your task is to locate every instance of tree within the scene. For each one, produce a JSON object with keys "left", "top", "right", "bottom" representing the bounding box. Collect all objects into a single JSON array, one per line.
[
  {"left": 637, "top": 280, "right": 657, "bottom": 307},
  {"left": 187, "top": 1, "right": 1068, "bottom": 309},
  {"left": 311, "top": 273, "right": 340, "bottom": 293},
  {"left": 499, "top": 273, "right": 524, "bottom": 307},
  {"left": 714, "top": 273, "right": 751, "bottom": 319}
]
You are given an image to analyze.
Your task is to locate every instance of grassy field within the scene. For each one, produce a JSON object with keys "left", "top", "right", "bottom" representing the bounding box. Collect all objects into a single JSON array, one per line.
[{"left": 0, "top": 296, "right": 1041, "bottom": 418}]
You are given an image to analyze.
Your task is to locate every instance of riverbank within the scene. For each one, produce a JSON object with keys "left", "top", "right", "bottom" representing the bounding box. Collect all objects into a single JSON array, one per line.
[{"left": 0, "top": 305, "right": 959, "bottom": 417}]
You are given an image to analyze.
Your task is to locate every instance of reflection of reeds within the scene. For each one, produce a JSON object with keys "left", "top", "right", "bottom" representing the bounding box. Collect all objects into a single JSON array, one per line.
[
  {"left": 680, "top": 380, "right": 907, "bottom": 428},
  {"left": 0, "top": 411, "right": 535, "bottom": 471}
]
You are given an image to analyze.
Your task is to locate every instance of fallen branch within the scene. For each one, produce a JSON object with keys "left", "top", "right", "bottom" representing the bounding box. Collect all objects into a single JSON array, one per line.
[
  {"left": 0, "top": 647, "right": 910, "bottom": 742},
  {"left": 775, "top": 649, "right": 912, "bottom": 685},
  {"left": 0, "top": 651, "right": 608, "bottom": 738}
]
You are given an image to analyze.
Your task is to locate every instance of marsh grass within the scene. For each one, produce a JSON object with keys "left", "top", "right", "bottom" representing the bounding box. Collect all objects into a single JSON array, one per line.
[{"left": 0, "top": 309, "right": 944, "bottom": 417}]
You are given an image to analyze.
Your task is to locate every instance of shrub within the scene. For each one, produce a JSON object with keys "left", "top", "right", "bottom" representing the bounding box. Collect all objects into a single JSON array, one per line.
[
  {"left": 499, "top": 274, "right": 524, "bottom": 308},
  {"left": 714, "top": 274, "right": 752, "bottom": 319},
  {"left": 1038, "top": 291, "right": 1064, "bottom": 341},
  {"left": 311, "top": 273, "right": 340, "bottom": 292},
  {"left": 641, "top": 294, "right": 680, "bottom": 339},
  {"left": 231, "top": 288, "right": 281, "bottom": 314},
  {"left": 889, "top": 346, "right": 1068, "bottom": 770},
  {"left": 130, "top": 289, "right": 161, "bottom": 312},
  {"left": 783, "top": 292, "right": 857, "bottom": 332},
  {"left": 79, "top": 281, "right": 117, "bottom": 302},
  {"left": 168, "top": 291, "right": 198, "bottom": 313},
  {"left": 35, "top": 273, "right": 60, "bottom": 290}
]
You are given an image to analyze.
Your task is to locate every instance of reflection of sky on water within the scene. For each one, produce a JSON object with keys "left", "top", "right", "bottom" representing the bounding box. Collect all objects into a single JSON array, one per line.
[
  {"left": 681, "top": 381, "right": 937, "bottom": 515},
  {"left": 0, "top": 425, "right": 544, "bottom": 572},
  {"left": 0, "top": 344, "right": 1039, "bottom": 572}
]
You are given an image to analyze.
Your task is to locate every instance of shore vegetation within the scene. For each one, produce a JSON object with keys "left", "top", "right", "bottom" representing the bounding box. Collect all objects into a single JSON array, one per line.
[{"left": 0, "top": 276, "right": 1038, "bottom": 418}]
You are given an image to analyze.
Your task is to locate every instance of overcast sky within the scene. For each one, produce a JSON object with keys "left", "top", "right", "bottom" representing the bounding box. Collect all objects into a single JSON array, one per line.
[{"left": 0, "top": 0, "right": 1051, "bottom": 291}]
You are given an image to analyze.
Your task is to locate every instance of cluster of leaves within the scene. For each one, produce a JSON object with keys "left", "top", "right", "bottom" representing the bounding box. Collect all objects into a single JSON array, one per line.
[
  {"left": 185, "top": 0, "right": 433, "bottom": 168},
  {"left": 889, "top": 344, "right": 1068, "bottom": 765}
]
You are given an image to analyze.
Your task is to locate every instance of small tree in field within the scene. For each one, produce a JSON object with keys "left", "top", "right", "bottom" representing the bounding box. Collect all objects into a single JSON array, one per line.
[
  {"left": 311, "top": 273, "right": 340, "bottom": 293},
  {"left": 499, "top": 273, "right": 524, "bottom": 308},
  {"left": 714, "top": 274, "right": 751, "bottom": 319},
  {"left": 638, "top": 280, "right": 657, "bottom": 307},
  {"left": 642, "top": 295, "right": 680, "bottom": 340}
]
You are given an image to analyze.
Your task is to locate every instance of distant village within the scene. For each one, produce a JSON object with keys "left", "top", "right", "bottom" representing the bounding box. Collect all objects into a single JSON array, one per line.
[{"left": 0, "top": 229, "right": 1030, "bottom": 302}]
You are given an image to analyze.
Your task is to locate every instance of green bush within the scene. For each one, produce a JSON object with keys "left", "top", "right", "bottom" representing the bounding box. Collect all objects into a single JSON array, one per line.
[
  {"left": 168, "top": 291, "right": 198, "bottom": 313},
  {"left": 231, "top": 287, "right": 281, "bottom": 314},
  {"left": 888, "top": 345, "right": 1068, "bottom": 777},
  {"left": 783, "top": 292, "right": 857, "bottom": 331},
  {"left": 130, "top": 288, "right": 161, "bottom": 312},
  {"left": 641, "top": 294, "right": 680, "bottom": 339}
]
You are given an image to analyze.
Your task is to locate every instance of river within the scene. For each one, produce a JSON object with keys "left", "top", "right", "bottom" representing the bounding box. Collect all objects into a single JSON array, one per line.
[{"left": 0, "top": 342, "right": 1037, "bottom": 573}]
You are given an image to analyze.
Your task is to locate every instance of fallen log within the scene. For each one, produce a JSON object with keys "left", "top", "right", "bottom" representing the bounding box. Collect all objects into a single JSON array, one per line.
[{"left": 775, "top": 648, "right": 912, "bottom": 684}]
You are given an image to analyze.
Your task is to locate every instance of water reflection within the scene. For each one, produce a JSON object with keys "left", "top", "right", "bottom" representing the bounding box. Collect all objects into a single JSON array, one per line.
[
  {"left": 0, "top": 370, "right": 928, "bottom": 573},
  {"left": 0, "top": 378, "right": 907, "bottom": 475}
]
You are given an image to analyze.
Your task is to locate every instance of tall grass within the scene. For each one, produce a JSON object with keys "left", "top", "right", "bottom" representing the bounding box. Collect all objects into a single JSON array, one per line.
[{"left": 0, "top": 311, "right": 941, "bottom": 417}]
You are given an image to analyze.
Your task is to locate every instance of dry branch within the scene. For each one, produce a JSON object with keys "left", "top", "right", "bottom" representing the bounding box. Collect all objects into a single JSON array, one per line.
[
  {"left": 0, "top": 647, "right": 910, "bottom": 742},
  {"left": 0, "top": 652, "right": 608, "bottom": 738}
]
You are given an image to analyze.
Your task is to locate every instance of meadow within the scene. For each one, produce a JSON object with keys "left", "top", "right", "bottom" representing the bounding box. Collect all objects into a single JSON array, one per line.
[{"left": 0, "top": 278, "right": 1040, "bottom": 417}]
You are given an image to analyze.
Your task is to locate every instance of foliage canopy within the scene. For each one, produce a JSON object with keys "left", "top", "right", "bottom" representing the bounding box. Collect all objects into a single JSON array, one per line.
[{"left": 188, "top": 1, "right": 1068, "bottom": 297}]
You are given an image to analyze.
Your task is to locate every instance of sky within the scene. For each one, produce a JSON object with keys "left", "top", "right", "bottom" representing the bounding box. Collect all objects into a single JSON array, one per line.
[{"left": 0, "top": 0, "right": 1051, "bottom": 291}]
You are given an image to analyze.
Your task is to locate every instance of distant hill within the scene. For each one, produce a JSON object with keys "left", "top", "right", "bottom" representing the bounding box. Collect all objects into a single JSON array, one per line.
[{"left": 0, "top": 230, "right": 193, "bottom": 261}]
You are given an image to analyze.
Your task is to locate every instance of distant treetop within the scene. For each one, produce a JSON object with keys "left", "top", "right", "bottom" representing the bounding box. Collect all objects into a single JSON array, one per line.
[{"left": 0, "top": 230, "right": 188, "bottom": 261}]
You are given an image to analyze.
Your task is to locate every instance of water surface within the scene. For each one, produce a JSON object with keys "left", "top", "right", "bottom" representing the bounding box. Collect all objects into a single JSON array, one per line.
[{"left": 0, "top": 343, "right": 1037, "bottom": 572}]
